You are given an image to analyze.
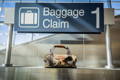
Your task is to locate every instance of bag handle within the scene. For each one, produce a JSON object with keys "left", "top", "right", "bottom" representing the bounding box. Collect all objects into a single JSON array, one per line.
[
  {"left": 26, "top": 10, "right": 32, "bottom": 13},
  {"left": 54, "top": 45, "right": 67, "bottom": 49},
  {"left": 50, "top": 45, "right": 71, "bottom": 56}
]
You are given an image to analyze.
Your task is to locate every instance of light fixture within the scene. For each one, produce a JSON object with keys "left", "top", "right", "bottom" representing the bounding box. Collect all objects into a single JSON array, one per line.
[{"left": 0, "top": 7, "right": 1, "bottom": 12}]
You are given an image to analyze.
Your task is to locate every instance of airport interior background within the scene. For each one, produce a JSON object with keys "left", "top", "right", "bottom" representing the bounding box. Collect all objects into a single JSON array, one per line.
[{"left": 0, "top": 0, "right": 120, "bottom": 80}]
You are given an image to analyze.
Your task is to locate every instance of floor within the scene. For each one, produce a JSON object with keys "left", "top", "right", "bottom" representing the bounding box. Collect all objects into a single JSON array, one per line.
[{"left": 0, "top": 67, "right": 120, "bottom": 80}]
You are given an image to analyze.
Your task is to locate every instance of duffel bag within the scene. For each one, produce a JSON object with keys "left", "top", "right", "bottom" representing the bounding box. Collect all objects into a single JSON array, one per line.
[{"left": 44, "top": 45, "right": 77, "bottom": 68}]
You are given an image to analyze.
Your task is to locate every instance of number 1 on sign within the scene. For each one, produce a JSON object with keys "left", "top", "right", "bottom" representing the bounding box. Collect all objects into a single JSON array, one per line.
[{"left": 91, "top": 7, "right": 100, "bottom": 29}]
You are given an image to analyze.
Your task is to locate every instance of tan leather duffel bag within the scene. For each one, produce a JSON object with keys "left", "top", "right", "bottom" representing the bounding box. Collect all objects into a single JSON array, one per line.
[{"left": 44, "top": 45, "right": 77, "bottom": 68}]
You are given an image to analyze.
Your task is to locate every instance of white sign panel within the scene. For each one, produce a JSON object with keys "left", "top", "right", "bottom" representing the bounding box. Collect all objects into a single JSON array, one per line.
[
  {"left": 4, "top": 8, "right": 15, "bottom": 24},
  {"left": 104, "top": 8, "right": 115, "bottom": 25}
]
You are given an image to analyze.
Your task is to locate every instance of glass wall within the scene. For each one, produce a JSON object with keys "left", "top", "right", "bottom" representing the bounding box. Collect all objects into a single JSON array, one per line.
[
  {"left": 0, "top": 0, "right": 120, "bottom": 67},
  {"left": 0, "top": 0, "right": 120, "bottom": 49}
]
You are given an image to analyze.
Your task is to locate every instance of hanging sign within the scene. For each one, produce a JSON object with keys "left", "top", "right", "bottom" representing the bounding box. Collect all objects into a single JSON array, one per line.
[{"left": 14, "top": 3, "right": 104, "bottom": 33}]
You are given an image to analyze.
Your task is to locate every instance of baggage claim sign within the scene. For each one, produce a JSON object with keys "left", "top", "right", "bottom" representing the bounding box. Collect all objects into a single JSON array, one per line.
[{"left": 15, "top": 3, "right": 104, "bottom": 33}]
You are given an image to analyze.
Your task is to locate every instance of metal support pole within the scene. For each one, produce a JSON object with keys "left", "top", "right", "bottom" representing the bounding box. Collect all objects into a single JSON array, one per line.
[
  {"left": 105, "top": 24, "right": 114, "bottom": 68},
  {"left": 31, "top": 33, "right": 34, "bottom": 41},
  {"left": 3, "top": 24, "right": 13, "bottom": 67}
]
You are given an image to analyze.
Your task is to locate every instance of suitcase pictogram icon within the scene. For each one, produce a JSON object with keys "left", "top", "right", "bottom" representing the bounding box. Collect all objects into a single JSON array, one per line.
[
  {"left": 19, "top": 7, "right": 40, "bottom": 28},
  {"left": 20, "top": 10, "right": 38, "bottom": 25}
]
